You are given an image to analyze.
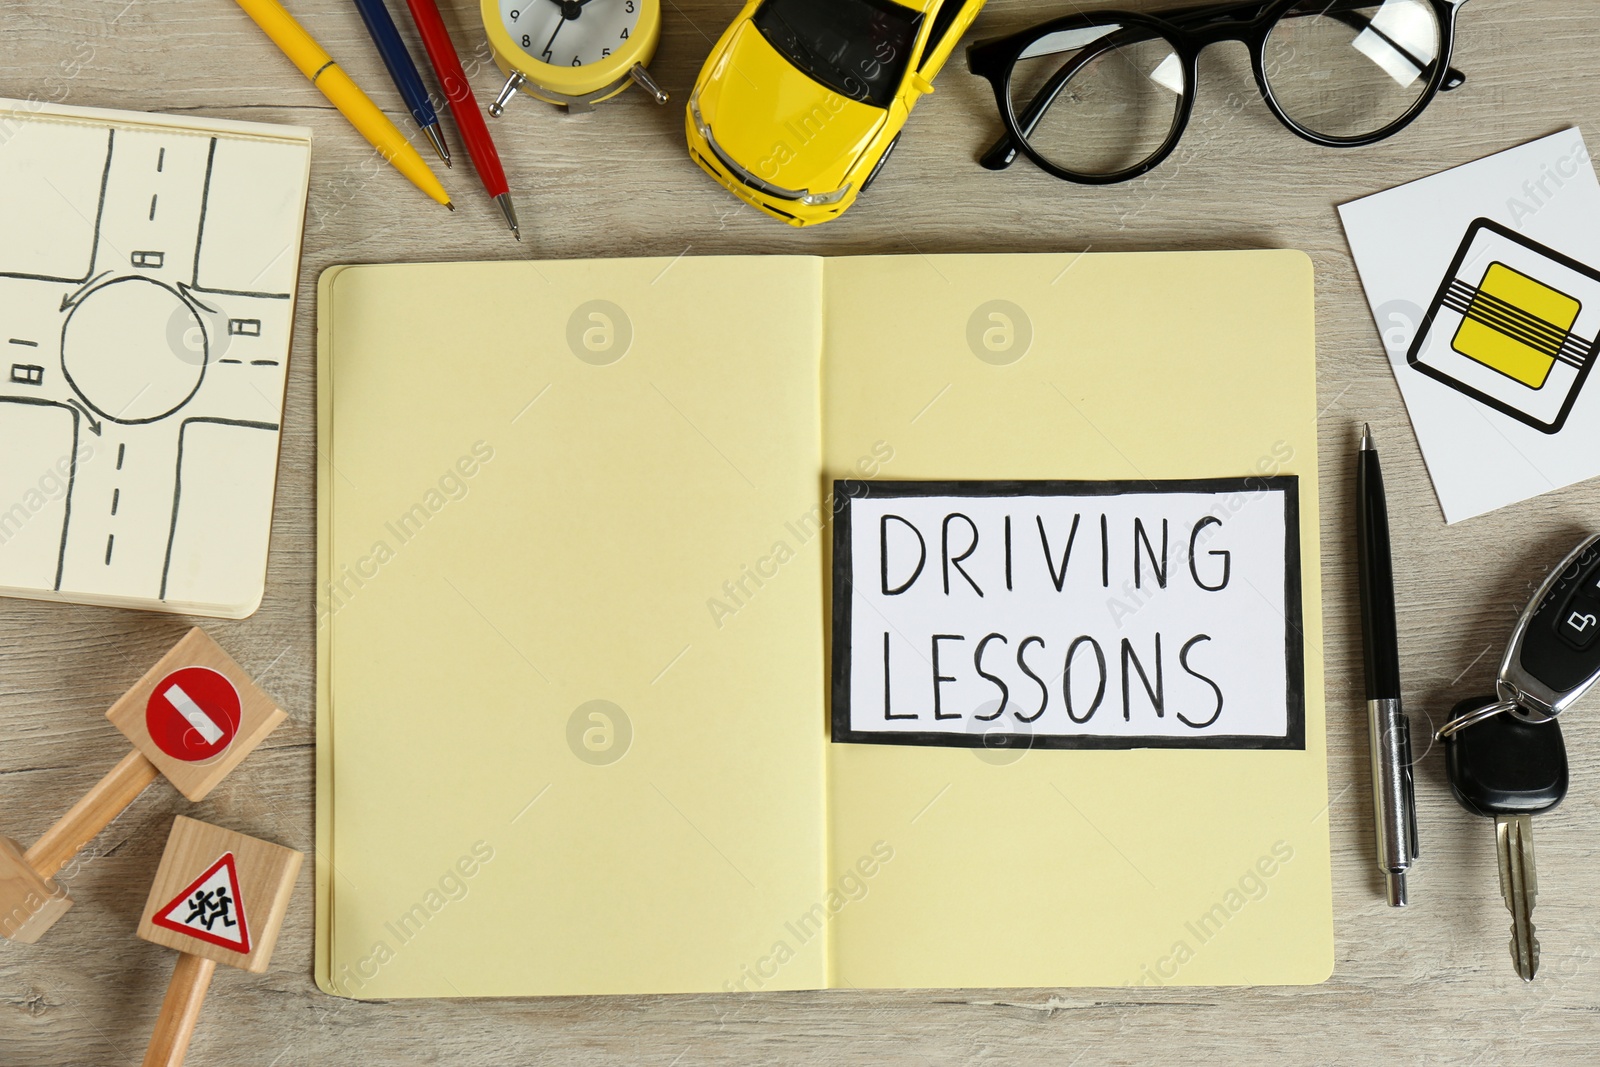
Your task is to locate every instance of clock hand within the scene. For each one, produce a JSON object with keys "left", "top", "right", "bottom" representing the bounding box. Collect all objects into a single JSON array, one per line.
[
  {"left": 541, "top": 18, "right": 563, "bottom": 57},
  {"left": 539, "top": 0, "right": 591, "bottom": 58}
]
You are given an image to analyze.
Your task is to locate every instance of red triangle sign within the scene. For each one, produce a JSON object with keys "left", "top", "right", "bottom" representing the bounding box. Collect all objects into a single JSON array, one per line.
[{"left": 152, "top": 852, "right": 252, "bottom": 954}]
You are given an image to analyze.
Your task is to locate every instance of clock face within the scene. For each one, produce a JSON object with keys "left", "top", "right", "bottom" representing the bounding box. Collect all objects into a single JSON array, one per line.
[{"left": 499, "top": 0, "right": 643, "bottom": 69}]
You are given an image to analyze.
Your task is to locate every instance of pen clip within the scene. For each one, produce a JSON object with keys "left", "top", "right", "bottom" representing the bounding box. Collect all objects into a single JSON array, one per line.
[{"left": 1400, "top": 714, "right": 1420, "bottom": 860}]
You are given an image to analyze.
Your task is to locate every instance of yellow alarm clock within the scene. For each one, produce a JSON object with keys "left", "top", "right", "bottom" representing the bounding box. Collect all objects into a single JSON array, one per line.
[{"left": 482, "top": 0, "right": 668, "bottom": 115}]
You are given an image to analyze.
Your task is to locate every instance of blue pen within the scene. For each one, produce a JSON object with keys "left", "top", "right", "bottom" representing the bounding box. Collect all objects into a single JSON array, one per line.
[{"left": 351, "top": 0, "right": 451, "bottom": 166}]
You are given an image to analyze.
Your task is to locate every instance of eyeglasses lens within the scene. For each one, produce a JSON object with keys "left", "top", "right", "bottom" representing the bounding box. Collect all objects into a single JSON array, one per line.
[
  {"left": 1007, "top": 24, "right": 1188, "bottom": 178},
  {"left": 1263, "top": 0, "right": 1442, "bottom": 139}
]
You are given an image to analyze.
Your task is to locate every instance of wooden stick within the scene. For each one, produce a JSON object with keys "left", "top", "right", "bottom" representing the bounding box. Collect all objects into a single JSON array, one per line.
[
  {"left": 24, "top": 750, "right": 160, "bottom": 878},
  {"left": 142, "top": 953, "right": 216, "bottom": 1067}
]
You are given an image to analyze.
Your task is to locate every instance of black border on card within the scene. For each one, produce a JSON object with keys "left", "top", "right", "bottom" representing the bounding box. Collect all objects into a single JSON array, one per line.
[{"left": 828, "top": 477, "right": 1305, "bottom": 751}]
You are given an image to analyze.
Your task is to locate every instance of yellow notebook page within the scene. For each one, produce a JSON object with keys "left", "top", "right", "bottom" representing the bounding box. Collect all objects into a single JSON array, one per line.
[
  {"left": 819, "top": 251, "right": 1332, "bottom": 987},
  {"left": 316, "top": 258, "right": 828, "bottom": 997}
]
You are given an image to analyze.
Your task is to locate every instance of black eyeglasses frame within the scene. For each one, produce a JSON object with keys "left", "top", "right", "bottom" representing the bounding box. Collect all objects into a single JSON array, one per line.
[{"left": 967, "top": 0, "right": 1470, "bottom": 185}]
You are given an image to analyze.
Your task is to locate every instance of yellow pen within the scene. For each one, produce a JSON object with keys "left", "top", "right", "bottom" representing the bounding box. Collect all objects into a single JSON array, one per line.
[{"left": 232, "top": 0, "right": 452, "bottom": 208}]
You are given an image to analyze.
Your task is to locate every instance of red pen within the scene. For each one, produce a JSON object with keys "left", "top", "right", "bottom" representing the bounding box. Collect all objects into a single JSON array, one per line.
[{"left": 403, "top": 0, "right": 520, "bottom": 239}]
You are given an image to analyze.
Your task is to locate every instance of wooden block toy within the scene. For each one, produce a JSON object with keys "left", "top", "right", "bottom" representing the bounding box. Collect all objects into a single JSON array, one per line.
[
  {"left": 0, "top": 629, "right": 286, "bottom": 943},
  {"left": 137, "top": 817, "right": 302, "bottom": 1067}
]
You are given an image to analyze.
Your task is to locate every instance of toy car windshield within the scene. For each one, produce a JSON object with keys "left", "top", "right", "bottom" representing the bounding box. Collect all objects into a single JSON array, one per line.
[{"left": 752, "top": 0, "right": 924, "bottom": 109}]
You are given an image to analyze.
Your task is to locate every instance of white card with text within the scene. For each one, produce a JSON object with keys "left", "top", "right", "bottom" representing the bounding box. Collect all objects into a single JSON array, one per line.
[{"left": 830, "top": 480, "right": 1304, "bottom": 750}]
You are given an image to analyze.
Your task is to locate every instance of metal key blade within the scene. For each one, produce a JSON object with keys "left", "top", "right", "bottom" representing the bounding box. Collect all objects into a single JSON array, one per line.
[{"left": 1496, "top": 815, "right": 1540, "bottom": 980}]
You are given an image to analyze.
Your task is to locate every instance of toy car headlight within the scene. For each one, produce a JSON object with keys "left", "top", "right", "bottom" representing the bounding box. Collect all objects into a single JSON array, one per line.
[
  {"left": 688, "top": 85, "right": 712, "bottom": 140},
  {"left": 801, "top": 183, "right": 851, "bottom": 206}
]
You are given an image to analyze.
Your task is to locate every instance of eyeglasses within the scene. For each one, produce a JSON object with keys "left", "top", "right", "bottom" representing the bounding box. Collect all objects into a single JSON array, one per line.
[{"left": 967, "top": 0, "right": 1470, "bottom": 185}]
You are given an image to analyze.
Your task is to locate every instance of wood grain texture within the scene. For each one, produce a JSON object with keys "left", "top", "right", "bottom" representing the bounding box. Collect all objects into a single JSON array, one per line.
[
  {"left": 25, "top": 749, "right": 160, "bottom": 879},
  {"left": 3, "top": 0, "right": 1600, "bottom": 1062},
  {"left": 0, "top": 837, "right": 71, "bottom": 945},
  {"left": 140, "top": 953, "right": 216, "bottom": 1067}
]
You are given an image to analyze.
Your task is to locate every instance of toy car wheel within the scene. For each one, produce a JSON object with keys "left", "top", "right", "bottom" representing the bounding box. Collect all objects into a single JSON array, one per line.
[{"left": 862, "top": 135, "right": 900, "bottom": 193}]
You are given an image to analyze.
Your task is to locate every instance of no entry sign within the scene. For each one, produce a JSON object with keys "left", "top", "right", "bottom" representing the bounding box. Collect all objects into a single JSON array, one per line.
[{"left": 145, "top": 666, "right": 241, "bottom": 762}]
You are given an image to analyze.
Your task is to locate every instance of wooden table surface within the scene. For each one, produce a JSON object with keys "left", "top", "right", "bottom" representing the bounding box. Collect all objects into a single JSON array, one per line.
[{"left": 5, "top": 0, "right": 1600, "bottom": 1062}]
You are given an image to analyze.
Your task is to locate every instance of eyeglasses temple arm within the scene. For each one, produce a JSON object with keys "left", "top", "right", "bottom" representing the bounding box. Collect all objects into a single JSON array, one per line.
[
  {"left": 975, "top": 35, "right": 1126, "bottom": 171},
  {"left": 1323, "top": 6, "right": 1466, "bottom": 90},
  {"left": 977, "top": 136, "right": 1020, "bottom": 171},
  {"left": 979, "top": 66, "right": 1075, "bottom": 170},
  {"left": 1170, "top": 1, "right": 1467, "bottom": 90}
]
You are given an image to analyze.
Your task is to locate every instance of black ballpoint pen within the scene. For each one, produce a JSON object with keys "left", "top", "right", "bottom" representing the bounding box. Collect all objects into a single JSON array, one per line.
[{"left": 1358, "top": 424, "right": 1420, "bottom": 907}]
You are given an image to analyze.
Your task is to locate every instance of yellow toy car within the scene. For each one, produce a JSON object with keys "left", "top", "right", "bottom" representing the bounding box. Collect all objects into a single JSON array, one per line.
[{"left": 686, "top": 0, "right": 986, "bottom": 226}]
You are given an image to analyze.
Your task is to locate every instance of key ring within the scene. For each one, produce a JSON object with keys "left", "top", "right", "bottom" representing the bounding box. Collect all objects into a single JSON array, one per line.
[{"left": 1436, "top": 699, "right": 1519, "bottom": 739}]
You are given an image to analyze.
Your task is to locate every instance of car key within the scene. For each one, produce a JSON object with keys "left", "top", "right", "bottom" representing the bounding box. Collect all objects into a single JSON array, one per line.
[
  {"left": 1440, "top": 533, "right": 1600, "bottom": 737},
  {"left": 1444, "top": 696, "right": 1568, "bottom": 981},
  {"left": 1504, "top": 532, "right": 1600, "bottom": 721}
]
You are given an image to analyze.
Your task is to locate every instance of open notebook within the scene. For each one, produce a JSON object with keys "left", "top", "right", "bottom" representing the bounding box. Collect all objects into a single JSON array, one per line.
[{"left": 316, "top": 251, "right": 1331, "bottom": 997}]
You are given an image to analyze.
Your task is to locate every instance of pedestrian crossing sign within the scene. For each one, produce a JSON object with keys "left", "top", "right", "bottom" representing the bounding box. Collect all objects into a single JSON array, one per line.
[{"left": 151, "top": 852, "right": 251, "bottom": 955}]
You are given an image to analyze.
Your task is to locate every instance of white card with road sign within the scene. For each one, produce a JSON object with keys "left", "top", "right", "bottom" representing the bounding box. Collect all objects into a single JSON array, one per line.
[{"left": 1340, "top": 130, "right": 1600, "bottom": 523}]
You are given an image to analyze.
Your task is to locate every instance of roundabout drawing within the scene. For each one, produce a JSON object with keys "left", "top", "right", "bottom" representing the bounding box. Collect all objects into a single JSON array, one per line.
[{"left": 0, "top": 113, "right": 308, "bottom": 612}]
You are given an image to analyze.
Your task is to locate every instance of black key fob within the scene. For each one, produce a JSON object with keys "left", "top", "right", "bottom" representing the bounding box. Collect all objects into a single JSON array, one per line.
[{"left": 1445, "top": 696, "right": 1569, "bottom": 819}]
